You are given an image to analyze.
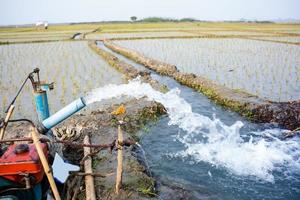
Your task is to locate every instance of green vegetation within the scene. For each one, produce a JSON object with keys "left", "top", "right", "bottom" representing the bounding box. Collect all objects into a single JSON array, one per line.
[{"left": 138, "top": 17, "right": 198, "bottom": 22}]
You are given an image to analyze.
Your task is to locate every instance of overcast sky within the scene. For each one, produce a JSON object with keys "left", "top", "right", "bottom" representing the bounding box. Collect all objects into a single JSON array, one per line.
[{"left": 0, "top": 0, "right": 299, "bottom": 25}]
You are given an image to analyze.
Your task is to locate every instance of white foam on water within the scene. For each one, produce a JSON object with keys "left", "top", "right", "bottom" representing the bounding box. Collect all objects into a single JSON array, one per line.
[{"left": 85, "top": 78, "right": 300, "bottom": 182}]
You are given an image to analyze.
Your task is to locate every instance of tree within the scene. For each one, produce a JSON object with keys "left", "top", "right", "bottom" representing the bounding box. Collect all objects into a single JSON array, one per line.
[{"left": 130, "top": 16, "right": 137, "bottom": 22}]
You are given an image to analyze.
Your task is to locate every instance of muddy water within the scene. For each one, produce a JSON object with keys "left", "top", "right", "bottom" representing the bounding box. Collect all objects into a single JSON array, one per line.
[{"left": 98, "top": 42, "right": 300, "bottom": 200}]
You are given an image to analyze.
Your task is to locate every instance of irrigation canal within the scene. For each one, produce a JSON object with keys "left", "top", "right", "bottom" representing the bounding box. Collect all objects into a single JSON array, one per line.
[{"left": 97, "top": 41, "right": 300, "bottom": 200}]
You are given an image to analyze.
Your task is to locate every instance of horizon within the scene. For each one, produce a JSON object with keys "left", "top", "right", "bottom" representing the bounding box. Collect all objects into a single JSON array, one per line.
[
  {"left": 1, "top": 0, "right": 300, "bottom": 26},
  {"left": 3, "top": 18, "right": 300, "bottom": 27}
]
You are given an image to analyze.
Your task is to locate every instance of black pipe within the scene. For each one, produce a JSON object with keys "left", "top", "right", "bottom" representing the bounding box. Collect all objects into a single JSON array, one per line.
[{"left": 5, "top": 68, "right": 40, "bottom": 113}]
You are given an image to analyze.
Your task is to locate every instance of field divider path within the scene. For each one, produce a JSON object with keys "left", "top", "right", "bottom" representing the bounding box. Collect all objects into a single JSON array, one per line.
[
  {"left": 91, "top": 35, "right": 258, "bottom": 42},
  {"left": 0, "top": 38, "right": 73, "bottom": 45},
  {"left": 103, "top": 39, "right": 300, "bottom": 130},
  {"left": 242, "top": 36, "right": 300, "bottom": 46},
  {"left": 88, "top": 40, "right": 168, "bottom": 93}
]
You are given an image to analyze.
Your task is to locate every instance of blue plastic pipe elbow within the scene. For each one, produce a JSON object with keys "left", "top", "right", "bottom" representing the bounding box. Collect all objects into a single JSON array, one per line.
[{"left": 39, "top": 97, "right": 86, "bottom": 134}]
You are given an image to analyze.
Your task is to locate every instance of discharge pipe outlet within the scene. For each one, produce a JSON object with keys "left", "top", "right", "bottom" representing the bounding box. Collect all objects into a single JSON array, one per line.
[{"left": 38, "top": 97, "right": 86, "bottom": 134}]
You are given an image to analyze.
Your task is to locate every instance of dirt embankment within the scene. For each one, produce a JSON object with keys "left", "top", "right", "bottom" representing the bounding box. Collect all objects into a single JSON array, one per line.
[
  {"left": 103, "top": 40, "right": 300, "bottom": 130},
  {"left": 59, "top": 99, "right": 166, "bottom": 200},
  {"left": 5, "top": 99, "right": 193, "bottom": 199},
  {"left": 88, "top": 41, "right": 168, "bottom": 93}
]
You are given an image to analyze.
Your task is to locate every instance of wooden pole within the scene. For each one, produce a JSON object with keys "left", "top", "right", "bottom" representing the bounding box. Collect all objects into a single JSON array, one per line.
[
  {"left": 0, "top": 105, "right": 15, "bottom": 140},
  {"left": 115, "top": 124, "right": 123, "bottom": 194},
  {"left": 84, "top": 135, "right": 96, "bottom": 200},
  {"left": 31, "top": 127, "right": 61, "bottom": 200}
]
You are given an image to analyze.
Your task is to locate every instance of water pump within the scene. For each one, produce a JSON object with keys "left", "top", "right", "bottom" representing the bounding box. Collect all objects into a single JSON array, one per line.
[
  {"left": 28, "top": 68, "right": 87, "bottom": 134},
  {"left": 29, "top": 68, "right": 87, "bottom": 135},
  {"left": 0, "top": 68, "right": 87, "bottom": 200}
]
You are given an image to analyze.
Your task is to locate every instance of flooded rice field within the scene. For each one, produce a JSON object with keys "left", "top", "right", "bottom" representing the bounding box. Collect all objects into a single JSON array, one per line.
[
  {"left": 115, "top": 38, "right": 300, "bottom": 102},
  {"left": 0, "top": 41, "right": 124, "bottom": 119}
]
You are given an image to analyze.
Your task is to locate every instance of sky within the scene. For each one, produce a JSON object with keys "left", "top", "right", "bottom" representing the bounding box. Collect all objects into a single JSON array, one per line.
[{"left": 0, "top": 0, "right": 300, "bottom": 25}]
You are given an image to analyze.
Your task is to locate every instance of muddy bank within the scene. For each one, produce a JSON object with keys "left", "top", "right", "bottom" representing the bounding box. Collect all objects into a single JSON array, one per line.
[
  {"left": 57, "top": 99, "right": 166, "bottom": 199},
  {"left": 103, "top": 40, "right": 300, "bottom": 130}
]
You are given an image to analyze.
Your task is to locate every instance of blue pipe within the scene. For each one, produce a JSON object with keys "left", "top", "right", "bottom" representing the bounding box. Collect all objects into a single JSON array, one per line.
[
  {"left": 40, "top": 97, "right": 86, "bottom": 132},
  {"left": 34, "top": 91, "right": 50, "bottom": 121}
]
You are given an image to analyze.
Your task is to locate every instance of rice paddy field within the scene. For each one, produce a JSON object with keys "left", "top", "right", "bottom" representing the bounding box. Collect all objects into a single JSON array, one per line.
[
  {"left": 0, "top": 41, "right": 124, "bottom": 119},
  {"left": 191, "top": 30, "right": 278, "bottom": 36},
  {"left": 0, "top": 28, "right": 96, "bottom": 43},
  {"left": 0, "top": 31, "right": 73, "bottom": 43},
  {"left": 115, "top": 38, "right": 300, "bottom": 102},
  {"left": 0, "top": 22, "right": 299, "bottom": 117},
  {"left": 85, "top": 31, "right": 199, "bottom": 40},
  {"left": 1, "top": 22, "right": 300, "bottom": 200}
]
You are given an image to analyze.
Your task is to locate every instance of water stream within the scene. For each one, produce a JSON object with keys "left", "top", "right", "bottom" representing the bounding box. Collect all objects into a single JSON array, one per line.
[
  {"left": 135, "top": 143, "right": 153, "bottom": 177},
  {"left": 93, "top": 42, "right": 300, "bottom": 199}
]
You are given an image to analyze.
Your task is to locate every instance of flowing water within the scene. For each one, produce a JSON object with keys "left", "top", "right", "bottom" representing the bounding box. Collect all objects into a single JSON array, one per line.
[
  {"left": 85, "top": 78, "right": 300, "bottom": 199},
  {"left": 93, "top": 42, "right": 300, "bottom": 199},
  {"left": 135, "top": 143, "right": 153, "bottom": 177}
]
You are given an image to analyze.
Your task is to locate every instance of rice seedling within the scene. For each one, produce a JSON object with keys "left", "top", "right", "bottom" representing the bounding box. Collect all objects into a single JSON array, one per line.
[
  {"left": 116, "top": 38, "right": 300, "bottom": 101},
  {"left": 0, "top": 41, "right": 124, "bottom": 119}
]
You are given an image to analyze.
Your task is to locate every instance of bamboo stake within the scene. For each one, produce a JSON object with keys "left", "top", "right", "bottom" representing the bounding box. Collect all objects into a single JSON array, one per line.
[
  {"left": 84, "top": 135, "right": 96, "bottom": 200},
  {"left": 0, "top": 105, "right": 15, "bottom": 140},
  {"left": 284, "top": 127, "right": 300, "bottom": 138},
  {"left": 31, "top": 127, "right": 61, "bottom": 200},
  {"left": 115, "top": 124, "right": 123, "bottom": 194}
]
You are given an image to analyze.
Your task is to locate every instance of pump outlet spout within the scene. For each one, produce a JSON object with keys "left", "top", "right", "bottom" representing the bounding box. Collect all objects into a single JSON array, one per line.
[{"left": 38, "top": 97, "right": 86, "bottom": 134}]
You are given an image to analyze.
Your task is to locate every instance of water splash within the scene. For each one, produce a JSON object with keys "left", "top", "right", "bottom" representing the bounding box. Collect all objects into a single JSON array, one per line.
[
  {"left": 85, "top": 78, "right": 300, "bottom": 182},
  {"left": 136, "top": 143, "right": 152, "bottom": 177}
]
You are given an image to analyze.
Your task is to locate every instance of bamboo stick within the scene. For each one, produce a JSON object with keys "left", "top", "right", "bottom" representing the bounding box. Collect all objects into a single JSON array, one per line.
[
  {"left": 84, "top": 135, "right": 96, "bottom": 200},
  {"left": 0, "top": 105, "right": 15, "bottom": 140},
  {"left": 31, "top": 127, "right": 61, "bottom": 200},
  {"left": 115, "top": 124, "right": 123, "bottom": 194}
]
